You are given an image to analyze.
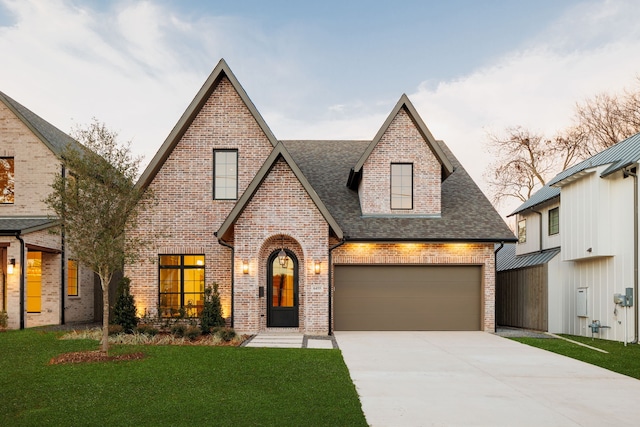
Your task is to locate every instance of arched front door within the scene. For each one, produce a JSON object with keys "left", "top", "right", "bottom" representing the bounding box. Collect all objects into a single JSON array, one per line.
[{"left": 267, "top": 249, "right": 299, "bottom": 327}]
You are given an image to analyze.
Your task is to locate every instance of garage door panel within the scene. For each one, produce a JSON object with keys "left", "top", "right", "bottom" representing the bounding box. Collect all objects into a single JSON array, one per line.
[{"left": 334, "top": 265, "right": 481, "bottom": 331}]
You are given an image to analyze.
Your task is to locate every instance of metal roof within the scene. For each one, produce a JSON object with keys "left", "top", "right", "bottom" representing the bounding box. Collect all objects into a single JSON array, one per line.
[
  {"left": 496, "top": 243, "right": 560, "bottom": 272},
  {"left": 508, "top": 185, "right": 560, "bottom": 217},
  {"left": 549, "top": 132, "right": 640, "bottom": 186}
]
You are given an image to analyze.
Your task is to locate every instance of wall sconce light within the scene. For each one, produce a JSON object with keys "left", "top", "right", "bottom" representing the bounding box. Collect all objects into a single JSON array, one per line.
[
  {"left": 242, "top": 260, "right": 249, "bottom": 274},
  {"left": 7, "top": 258, "right": 15, "bottom": 275},
  {"left": 314, "top": 261, "right": 321, "bottom": 274}
]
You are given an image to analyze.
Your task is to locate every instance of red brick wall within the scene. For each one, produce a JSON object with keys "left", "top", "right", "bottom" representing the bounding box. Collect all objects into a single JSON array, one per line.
[
  {"left": 127, "top": 76, "right": 274, "bottom": 319},
  {"left": 332, "top": 242, "right": 496, "bottom": 331},
  {"left": 359, "top": 107, "right": 442, "bottom": 216}
]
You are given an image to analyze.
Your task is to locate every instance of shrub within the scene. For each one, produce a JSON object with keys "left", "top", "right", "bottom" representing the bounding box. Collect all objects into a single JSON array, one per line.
[
  {"left": 112, "top": 277, "right": 138, "bottom": 333},
  {"left": 185, "top": 326, "right": 201, "bottom": 341},
  {"left": 171, "top": 324, "right": 187, "bottom": 338},
  {"left": 200, "top": 283, "right": 225, "bottom": 334},
  {"left": 136, "top": 324, "right": 159, "bottom": 336},
  {"left": 217, "top": 327, "right": 236, "bottom": 342},
  {"left": 108, "top": 324, "right": 124, "bottom": 335}
]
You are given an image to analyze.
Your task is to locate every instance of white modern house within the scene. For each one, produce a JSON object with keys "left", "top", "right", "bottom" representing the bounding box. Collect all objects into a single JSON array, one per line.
[{"left": 497, "top": 132, "right": 640, "bottom": 343}]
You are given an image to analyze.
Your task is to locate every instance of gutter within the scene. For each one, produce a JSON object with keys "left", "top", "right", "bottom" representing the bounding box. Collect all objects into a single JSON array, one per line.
[
  {"left": 60, "top": 164, "right": 66, "bottom": 326},
  {"left": 215, "top": 233, "right": 235, "bottom": 328},
  {"left": 493, "top": 241, "right": 505, "bottom": 333},
  {"left": 328, "top": 237, "right": 347, "bottom": 335},
  {"left": 623, "top": 167, "right": 638, "bottom": 343}
]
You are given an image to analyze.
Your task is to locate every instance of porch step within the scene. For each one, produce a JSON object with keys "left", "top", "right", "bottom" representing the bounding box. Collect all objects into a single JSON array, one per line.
[{"left": 243, "top": 333, "right": 304, "bottom": 348}]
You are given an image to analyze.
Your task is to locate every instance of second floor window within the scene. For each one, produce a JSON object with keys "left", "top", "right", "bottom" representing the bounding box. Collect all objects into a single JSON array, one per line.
[
  {"left": 549, "top": 207, "right": 559, "bottom": 235},
  {"left": 0, "top": 157, "right": 14, "bottom": 204},
  {"left": 391, "top": 163, "right": 413, "bottom": 209},
  {"left": 213, "top": 149, "right": 238, "bottom": 200},
  {"left": 518, "top": 219, "right": 526, "bottom": 243}
]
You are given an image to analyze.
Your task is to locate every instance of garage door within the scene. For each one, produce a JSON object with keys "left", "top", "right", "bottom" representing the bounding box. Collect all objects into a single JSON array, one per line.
[{"left": 334, "top": 265, "right": 481, "bottom": 331}]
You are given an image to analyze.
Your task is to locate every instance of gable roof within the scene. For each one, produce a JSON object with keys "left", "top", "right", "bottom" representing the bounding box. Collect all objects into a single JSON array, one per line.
[
  {"left": 350, "top": 94, "right": 454, "bottom": 185},
  {"left": 216, "top": 142, "right": 343, "bottom": 241},
  {"left": 284, "top": 139, "right": 516, "bottom": 242},
  {"left": 549, "top": 132, "right": 640, "bottom": 187},
  {"left": 137, "top": 58, "right": 279, "bottom": 190},
  {"left": 0, "top": 91, "right": 80, "bottom": 157}
]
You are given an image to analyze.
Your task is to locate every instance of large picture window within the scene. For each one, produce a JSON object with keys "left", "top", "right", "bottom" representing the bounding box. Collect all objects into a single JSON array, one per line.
[
  {"left": 159, "top": 255, "right": 205, "bottom": 317},
  {"left": 0, "top": 157, "right": 15, "bottom": 204},
  {"left": 213, "top": 150, "right": 238, "bottom": 200},
  {"left": 391, "top": 163, "right": 413, "bottom": 209},
  {"left": 548, "top": 207, "right": 559, "bottom": 235}
]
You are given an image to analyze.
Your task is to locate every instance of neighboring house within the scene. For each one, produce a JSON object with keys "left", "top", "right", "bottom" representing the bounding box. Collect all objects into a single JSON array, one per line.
[
  {"left": 127, "top": 59, "right": 515, "bottom": 335},
  {"left": 498, "top": 133, "right": 640, "bottom": 342},
  {"left": 0, "top": 92, "right": 95, "bottom": 329}
]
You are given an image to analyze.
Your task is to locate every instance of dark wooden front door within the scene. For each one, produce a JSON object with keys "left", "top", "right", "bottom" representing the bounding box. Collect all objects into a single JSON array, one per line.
[{"left": 267, "top": 250, "right": 298, "bottom": 327}]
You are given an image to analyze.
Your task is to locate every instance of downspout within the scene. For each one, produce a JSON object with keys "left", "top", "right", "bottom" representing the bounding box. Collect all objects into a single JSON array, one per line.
[
  {"left": 60, "top": 164, "right": 66, "bottom": 325},
  {"left": 216, "top": 234, "right": 234, "bottom": 328},
  {"left": 328, "top": 237, "right": 347, "bottom": 335},
  {"left": 624, "top": 167, "right": 638, "bottom": 343},
  {"left": 15, "top": 232, "right": 25, "bottom": 330},
  {"left": 493, "top": 241, "right": 505, "bottom": 333}
]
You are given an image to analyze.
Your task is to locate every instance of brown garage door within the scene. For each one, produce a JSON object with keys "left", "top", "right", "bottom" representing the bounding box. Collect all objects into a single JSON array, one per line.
[{"left": 334, "top": 265, "right": 481, "bottom": 331}]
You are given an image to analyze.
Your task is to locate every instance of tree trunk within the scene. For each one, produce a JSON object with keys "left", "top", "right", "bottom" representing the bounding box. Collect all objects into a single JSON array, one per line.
[{"left": 101, "top": 275, "right": 109, "bottom": 354}]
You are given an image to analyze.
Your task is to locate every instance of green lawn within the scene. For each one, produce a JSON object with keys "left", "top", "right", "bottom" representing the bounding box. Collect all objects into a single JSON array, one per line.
[
  {"left": 0, "top": 329, "right": 367, "bottom": 426},
  {"left": 512, "top": 334, "right": 640, "bottom": 379}
]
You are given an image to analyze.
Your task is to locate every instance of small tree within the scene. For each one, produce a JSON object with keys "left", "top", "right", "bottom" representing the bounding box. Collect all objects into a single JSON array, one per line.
[
  {"left": 200, "top": 283, "right": 225, "bottom": 334},
  {"left": 45, "top": 120, "right": 154, "bottom": 353},
  {"left": 112, "top": 277, "right": 138, "bottom": 333}
]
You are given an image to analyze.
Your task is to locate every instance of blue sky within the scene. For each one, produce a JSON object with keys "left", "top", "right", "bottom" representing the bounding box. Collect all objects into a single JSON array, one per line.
[{"left": 1, "top": 0, "right": 639, "bottom": 217}]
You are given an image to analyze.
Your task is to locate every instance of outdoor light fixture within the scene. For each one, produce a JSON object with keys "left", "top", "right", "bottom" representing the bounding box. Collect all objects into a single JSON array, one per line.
[
  {"left": 314, "top": 261, "right": 321, "bottom": 274},
  {"left": 278, "top": 235, "right": 289, "bottom": 268},
  {"left": 7, "top": 258, "right": 15, "bottom": 275},
  {"left": 242, "top": 260, "right": 249, "bottom": 274}
]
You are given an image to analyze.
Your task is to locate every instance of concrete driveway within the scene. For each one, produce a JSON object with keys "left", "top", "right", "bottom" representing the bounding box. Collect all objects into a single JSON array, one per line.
[{"left": 334, "top": 331, "right": 640, "bottom": 427}]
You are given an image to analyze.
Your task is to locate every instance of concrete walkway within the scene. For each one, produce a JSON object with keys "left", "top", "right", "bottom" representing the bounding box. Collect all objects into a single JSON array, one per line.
[
  {"left": 243, "top": 333, "right": 335, "bottom": 349},
  {"left": 335, "top": 331, "right": 640, "bottom": 427}
]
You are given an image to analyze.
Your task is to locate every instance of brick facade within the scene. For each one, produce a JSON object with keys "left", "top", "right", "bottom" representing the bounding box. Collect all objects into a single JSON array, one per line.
[
  {"left": 0, "top": 98, "right": 94, "bottom": 329},
  {"left": 332, "top": 242, "right": 496, "bottom": 332},
  {"left": 359, "top": 107, "right": 442, "bottom": 216},
  {"left": 126, "top": 76, "right": 274, "bottom": 319}
]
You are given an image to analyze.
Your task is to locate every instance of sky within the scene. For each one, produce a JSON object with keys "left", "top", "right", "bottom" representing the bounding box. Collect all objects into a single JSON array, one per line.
[{"left": 2, "top": 0, "right": 640, "bottom": 220}]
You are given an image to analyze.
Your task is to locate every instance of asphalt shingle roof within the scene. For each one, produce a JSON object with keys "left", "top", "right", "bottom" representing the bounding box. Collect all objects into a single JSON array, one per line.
[
  {"left": 0, "top": 91, "right": 81, "bottom": 157},
  {"left": 0, "top": 217, "right": 57, "bottom": 233},
  {"left": 283, "top": 140, "right": 516, "bottom": 242}
]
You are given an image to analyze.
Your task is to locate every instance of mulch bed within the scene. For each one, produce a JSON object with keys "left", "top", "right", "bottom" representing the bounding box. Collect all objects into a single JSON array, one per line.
[{"left": 49, "top": 350, "right": 146, "bottom": 365}]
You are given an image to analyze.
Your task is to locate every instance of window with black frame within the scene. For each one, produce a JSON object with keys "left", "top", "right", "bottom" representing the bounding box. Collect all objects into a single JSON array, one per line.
[{"left": 159, "top": 255, "right": 205, "bottom": 317}]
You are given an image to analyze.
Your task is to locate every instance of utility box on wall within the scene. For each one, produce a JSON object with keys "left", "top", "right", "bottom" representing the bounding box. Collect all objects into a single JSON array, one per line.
[{"left": 577, "top": 288, "right": 588, "bottom": 317}]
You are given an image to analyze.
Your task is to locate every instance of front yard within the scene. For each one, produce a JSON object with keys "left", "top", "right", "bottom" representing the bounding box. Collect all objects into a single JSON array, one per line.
[
  {"left": 512, "top": 334, "right": 640, "bottom": 379},
  {"left": 0, "top": 329, "right": 367, "bottom": 426}
]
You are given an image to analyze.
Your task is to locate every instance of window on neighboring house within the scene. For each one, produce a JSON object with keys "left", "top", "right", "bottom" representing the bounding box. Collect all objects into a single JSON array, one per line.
[
  {"left": 518, "top": 219, "right": 526, "bottom": 243},
  {"left": 27, "top": 252, "right": 42, "bottom": 313},
  {"left": 391, "top": 163, "right": 413, "bottom": 209},
  {"left": 0, "top": 157, "right": 14, "bottom": 204},
  {"left": 548, "top": 207, "right": 559, "bottom": 235},
  {"left": 159, "top": 255, "right": 205, "bottom": 317},
  {"left": 68, "top": 259, "right": 78, "bottom": 296},
  {"left": 213, "top": 150, "right": 238, "bottom": 200}
]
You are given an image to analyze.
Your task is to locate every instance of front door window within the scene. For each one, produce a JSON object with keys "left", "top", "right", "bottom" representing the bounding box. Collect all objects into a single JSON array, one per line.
[{"left": 267, "top": 249, "right": 298, "bottom": 327}]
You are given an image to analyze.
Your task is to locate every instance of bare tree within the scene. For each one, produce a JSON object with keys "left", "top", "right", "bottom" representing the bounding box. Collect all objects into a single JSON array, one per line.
[{"left": 45, "top": 120, "right": 154, "bottom": 353}]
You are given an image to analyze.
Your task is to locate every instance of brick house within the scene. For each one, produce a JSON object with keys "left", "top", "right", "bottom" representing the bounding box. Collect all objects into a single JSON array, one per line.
[
  {"left": 0, "top": 92, "right": 96, "bottom": 329},
  {"left": 127, "top": 59, "right": 516, "bottom": 334}
]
